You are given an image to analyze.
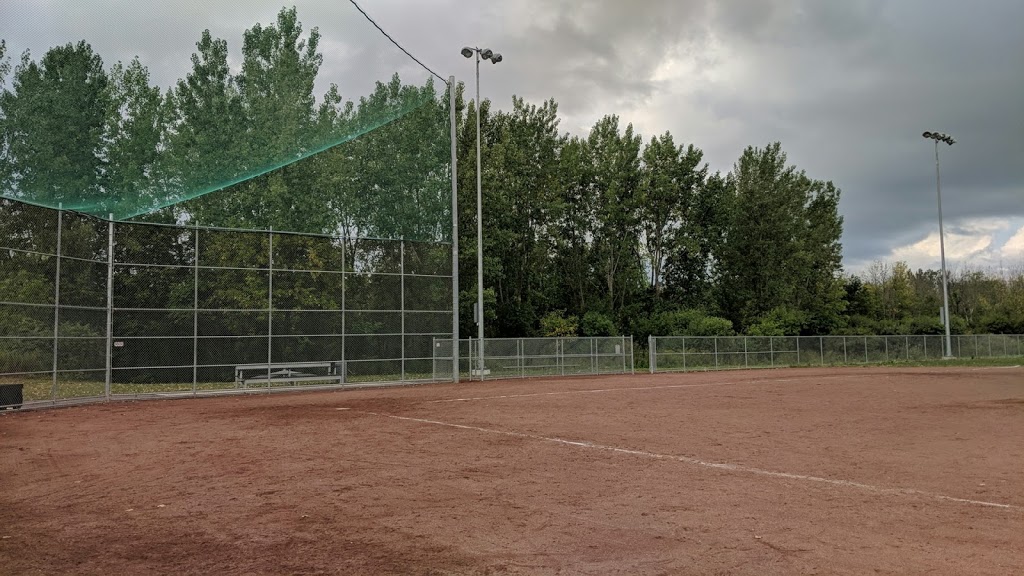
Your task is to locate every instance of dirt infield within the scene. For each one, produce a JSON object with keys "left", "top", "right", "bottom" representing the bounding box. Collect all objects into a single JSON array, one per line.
[{"left": 2, "top": 366, "right": 1022, "bottom": 575}]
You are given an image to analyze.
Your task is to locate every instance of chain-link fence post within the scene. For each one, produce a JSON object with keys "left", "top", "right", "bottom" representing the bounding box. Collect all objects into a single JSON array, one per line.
[
  {"left": 714, "top": 337, "right": 719, "bottom": 370},
  {"left": 400, "top": 240, "right": 405, "bottom": 382},
  {"left": 518, "top": 338, "right": 524, "bottom": 378},
  {"left": 648, "top": 335, "right": 655, "bottom": 373},
  {"left": 266, "top": 227, "right": 273, "bottom": 389},
  {"left": 796, "top": 336, "right": 801, "bottom": 365},
  {"left": 843, "top": 336, "right": 848, "bottom": 364},
  {"left": 820, "top": 336, "right": 824, "bottom": 366},
  {"left": 621, "top": 335, "right": 626, "bottom": 374},
  {"left": 769, "top": 336, "right": 774, "bottom": 367},
  {"left": 104, "top": 215, "right": 114, "bottom": 401},
  {"left": 561, "top": 336, "right": 569, "bottom": 377},
  {"left": 622, "top": 334, "right": 630, "bottom": 375},
  {"left": 51, "top": 205, "right": 63, "bottom": 402},
  {"left": 590, "top": 337, "right": 596, "bottom": 374},
  {"left": 341, "top": 239, "right": 346, "bottom": 384},
  {"left": 193, "top": 223, "right": 199, "bottom": 395},
  {"left": 744, "top": 336, "right": 748, "bottom": 368},
  {"left": 884, "top": 336, "right": 889, "bottom": 362}
]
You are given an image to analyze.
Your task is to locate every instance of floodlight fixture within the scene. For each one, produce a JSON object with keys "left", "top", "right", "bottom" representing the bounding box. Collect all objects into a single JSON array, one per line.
[
  {"left": 461, "top": 47, "right": 474, "bottom": 58},
  {"left": 490, "top": 53, "right": 503, "bottom": 64},
  {"left": 481, "top": 48, "right": 493, "bottom": 60},
  {"left": 923, "top": 131, "right": 955, "bottom": 146}
]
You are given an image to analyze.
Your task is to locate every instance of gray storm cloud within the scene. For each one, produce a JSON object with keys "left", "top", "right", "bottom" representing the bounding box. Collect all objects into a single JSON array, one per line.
[{"left": 1, "top": 0, "right": 1021, "bottom": 270}]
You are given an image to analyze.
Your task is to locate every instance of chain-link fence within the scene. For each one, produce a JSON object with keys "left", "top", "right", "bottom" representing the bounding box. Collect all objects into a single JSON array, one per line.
[
  {"left": 648, "top": 334, "right": 1024, "bottom": 373},
  {"left": 433, "top": 336, "right": 634, "bottom": 381},
  {"left": 0, "top": 202, "right": 454, "bottom": 409}
]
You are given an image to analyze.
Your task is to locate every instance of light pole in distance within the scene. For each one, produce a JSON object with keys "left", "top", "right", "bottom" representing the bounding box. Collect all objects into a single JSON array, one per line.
[
  {"left": 461, "top": 46, "right": 502, "bottom": 379},
  {"left": 922, "top": 130, "right": 956, "bottom": 359}
]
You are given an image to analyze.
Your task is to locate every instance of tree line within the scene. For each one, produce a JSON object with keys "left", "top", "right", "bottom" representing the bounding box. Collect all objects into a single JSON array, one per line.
[
  {"left": 456, "top": 94, "right": 1023, "bottom": 338},
  {"left": 2, "top": 7, "right": 1022, "bottom": 348},
  {"left": 0, "top": 8, "right": 451, "bottom": 242}
]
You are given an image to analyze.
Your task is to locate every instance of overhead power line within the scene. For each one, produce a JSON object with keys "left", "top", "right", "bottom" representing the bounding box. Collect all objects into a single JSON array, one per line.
[{"left": 347, "top": 0, "right": 448, "bottom": 85}]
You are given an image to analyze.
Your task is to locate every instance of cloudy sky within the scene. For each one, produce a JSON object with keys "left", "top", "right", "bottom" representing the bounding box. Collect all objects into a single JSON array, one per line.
[{"left": 2, "top": 0, "right": 1022, "bottom": 274}]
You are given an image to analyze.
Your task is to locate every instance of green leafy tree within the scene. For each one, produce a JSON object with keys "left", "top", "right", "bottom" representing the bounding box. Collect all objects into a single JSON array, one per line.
[
  {"left": 949, "top": 268, "right": 1006, "bottom": 329},
  {"left": 104, "top": 57, "right": 164, "bottom": 213},
  {"left": 793, "top": 176, "right": 846, "bottom": 333},
  {"left": 224, "top": 7, "right": 325, "bottom": 232},
  {"left": 639, "top": 132, "right": 707, "bottom": 296},
  {"left": 237, "top": 6, "right": 321, "bottom": 159},
  {"left": 587, "top": 115, "right": 644, "bottom": 314},
  {"left": 663, "top": 171, "right": 731, "bottom": 309},
  {"left": 164, "top": 29, "right": 243, "bottom": 212},
  {"left": 716, "top": 143, "right": 845, "bottom": 332},
  {"left": 455, "top": 95, "right": 496, "bottom": 336},
  {"left": 865, "top": 260, "right": 916, "bottom": 321},
  {"left": 483, "top": 96, "right": 563, "bottom": 335},
  {"left": 551, "top": 135, "right": 597, "bottom": 317},
  {"left": 0, "top": 42, "right": 109, "bottom": 208}
]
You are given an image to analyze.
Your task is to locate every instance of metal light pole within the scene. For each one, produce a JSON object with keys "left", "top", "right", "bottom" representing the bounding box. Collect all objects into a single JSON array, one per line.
[
  {"left": 461, "top": 46, "right": 502, "bottom": 379},
  {"left": 923, "top": 131, "right": 956, "bottom": 358},
  {"left": 449, "top": 75, "right": 459, "bottom": 383}
]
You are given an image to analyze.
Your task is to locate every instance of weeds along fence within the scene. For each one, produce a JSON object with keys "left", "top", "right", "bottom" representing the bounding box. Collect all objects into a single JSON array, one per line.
[
  {"left": 0, "top": 202, "right": 454, "bottom": 408},
  {"left": 648, "top": 334, "right": 1024, "bottom": 372},
  {"left": 432, "top": 336, "right": 635, "bottom": 381}
]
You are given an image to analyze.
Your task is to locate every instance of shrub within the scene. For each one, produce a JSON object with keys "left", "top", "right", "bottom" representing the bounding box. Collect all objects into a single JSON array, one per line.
[
  {"left": 579, "top": 311, "right": 617, "bottom": 337},
  {"left": 539, "top": 310, "right": 578, "bottom": 337},
  {"left": 746, "top": 306, "right": 808, "bottom": 336}
]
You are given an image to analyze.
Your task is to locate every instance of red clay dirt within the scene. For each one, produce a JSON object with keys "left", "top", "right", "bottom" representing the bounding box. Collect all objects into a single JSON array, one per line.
[{"left": 1, "top": 366, "right": 1022, "bottom": 575}]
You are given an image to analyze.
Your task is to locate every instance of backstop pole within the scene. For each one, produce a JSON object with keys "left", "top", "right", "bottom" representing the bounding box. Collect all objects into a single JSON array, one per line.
[{"left": 449, "top": 75, "right": 460, "bottom": 383}]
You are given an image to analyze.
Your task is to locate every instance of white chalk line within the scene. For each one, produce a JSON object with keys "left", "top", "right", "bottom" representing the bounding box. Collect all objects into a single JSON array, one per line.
[
  {"left": 359, "top": 411, "right": 1020, "bottom": 512},
  {"left": 429, "top": 378, "right": 800, "bottom": 403}
]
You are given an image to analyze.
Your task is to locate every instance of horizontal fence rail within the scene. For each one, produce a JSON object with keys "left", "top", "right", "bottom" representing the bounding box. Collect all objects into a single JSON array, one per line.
[
  {"left": 0, "top": 203, "right": 456, "bottom": 410},
  {"left": 432, "top": 336, "right": 635, "bottom": 381},
  {"left": 649, "top": 334, "right": 1024, "bottom": 373}
]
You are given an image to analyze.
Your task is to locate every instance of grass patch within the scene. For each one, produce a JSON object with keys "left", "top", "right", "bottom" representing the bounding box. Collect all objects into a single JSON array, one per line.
[
  {"left": 6, "top": 372, "right": 442, "bottom": 403},
  {"left": 870, "top": 356, "right": 1023, "bottom": 368},
  {"left": 6, "top": 356, "right": 1019, "bottom": 405}
]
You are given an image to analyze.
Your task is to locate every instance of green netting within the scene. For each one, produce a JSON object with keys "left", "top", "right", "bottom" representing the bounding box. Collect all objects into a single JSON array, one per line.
[{"left": 0, "top": 7, "right": 453, "bottom": 241}]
